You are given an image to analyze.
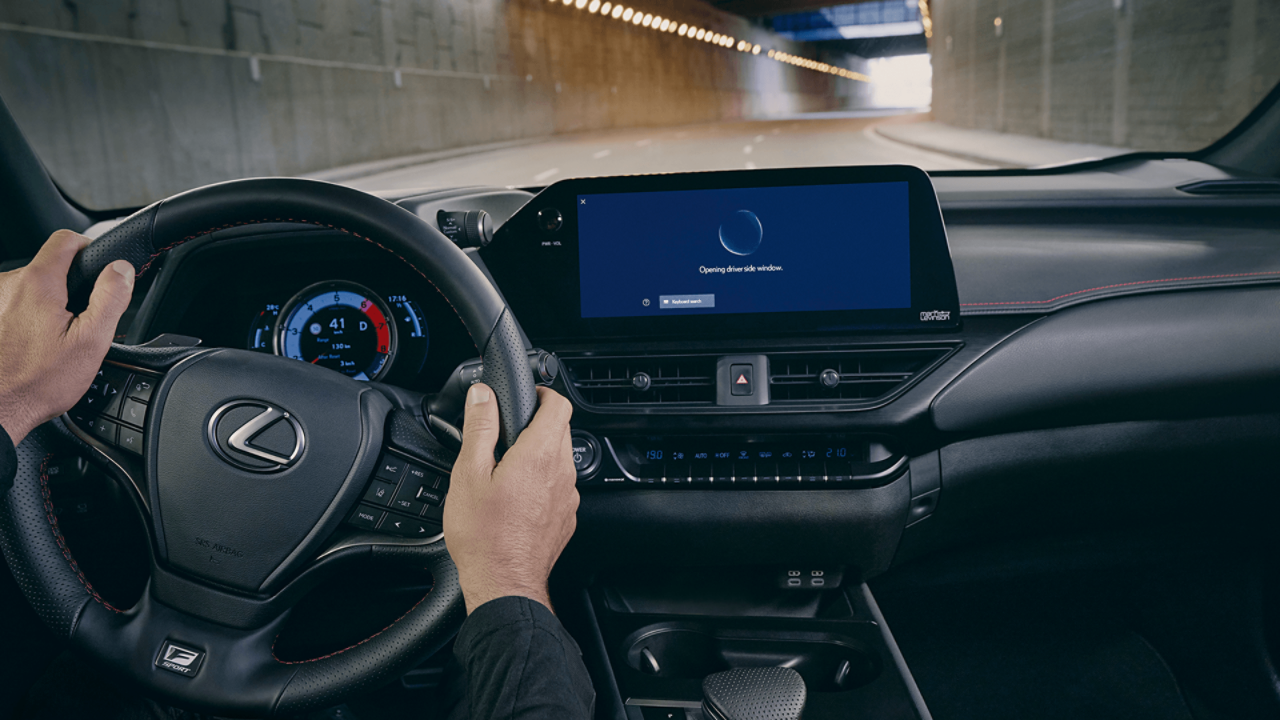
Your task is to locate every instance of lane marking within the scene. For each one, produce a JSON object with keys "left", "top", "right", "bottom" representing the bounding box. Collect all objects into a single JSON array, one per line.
[
  {"left": 745, "top": 161, "right": 757, "bottom": 169},
  {"left": 533, "top": 167, "right": 560, "bottom": 181},
  {"left": 635, "top": 138, "right": 653, "bottom": 147},
  {"left": 755, "top": 135, "right": 765, "bottom": 142},
  {"left": 743, "top": 145, "right": 753, "bottom": 154},
  {"left": 593, "top": 149, "right": 612, "bottom": 159}
]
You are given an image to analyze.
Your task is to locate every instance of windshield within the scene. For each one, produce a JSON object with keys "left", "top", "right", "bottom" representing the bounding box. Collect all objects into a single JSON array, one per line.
[{"left": 3, "top": 0, "right": 1277, "bottom": 210}]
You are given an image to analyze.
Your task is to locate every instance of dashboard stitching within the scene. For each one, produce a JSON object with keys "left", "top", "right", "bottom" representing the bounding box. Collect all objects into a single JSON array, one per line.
[
  {"left": 136, "top": 218, "right": 479, "bottom": 352},
  {"left": 37, "top": 454, "right": 122, "bottom": 614},
  {"left": 960, "top": 270, "right": 1280, "bottom": 306},
  {"left": 270, "top": 580, "right": 434, "bottom": 665}
]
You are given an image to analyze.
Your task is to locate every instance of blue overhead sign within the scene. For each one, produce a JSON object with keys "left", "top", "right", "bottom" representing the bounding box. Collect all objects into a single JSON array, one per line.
[{"left": 771, "top": 0, "right": 924, "bottom": 41}]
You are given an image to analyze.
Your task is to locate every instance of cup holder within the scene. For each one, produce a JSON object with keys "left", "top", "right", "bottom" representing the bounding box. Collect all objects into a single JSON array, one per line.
[{"left": 623, "top": 625, "right": 882, "bottom": 692}]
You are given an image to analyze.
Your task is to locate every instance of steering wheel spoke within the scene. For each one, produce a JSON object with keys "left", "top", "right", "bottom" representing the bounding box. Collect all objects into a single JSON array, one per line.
[{"left": 60, "top": 344, "right": 206, "bottom": 514}]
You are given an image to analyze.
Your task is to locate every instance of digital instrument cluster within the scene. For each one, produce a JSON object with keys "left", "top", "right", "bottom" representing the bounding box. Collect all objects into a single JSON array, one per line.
[{"left": 245, "top": 281, "right": 430, "bottom": 382}]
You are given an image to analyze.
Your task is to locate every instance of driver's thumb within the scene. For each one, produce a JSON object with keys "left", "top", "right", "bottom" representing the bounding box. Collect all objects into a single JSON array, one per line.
[
  {"left": 74, "top": 260, "right": 135, "bottom": 343},
  {"left": 457, "top": 383, "right": 500, "bottom": 475}
]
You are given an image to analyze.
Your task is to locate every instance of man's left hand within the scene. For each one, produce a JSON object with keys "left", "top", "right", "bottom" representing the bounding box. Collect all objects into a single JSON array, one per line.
[{"left": 0, "top": 230, "right": 135, "bottom": 446}]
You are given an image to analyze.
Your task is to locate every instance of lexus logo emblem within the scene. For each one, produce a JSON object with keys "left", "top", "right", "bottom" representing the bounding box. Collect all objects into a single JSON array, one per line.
[{"left": 208, "top": 402, "right": 305, "bottom": 472}]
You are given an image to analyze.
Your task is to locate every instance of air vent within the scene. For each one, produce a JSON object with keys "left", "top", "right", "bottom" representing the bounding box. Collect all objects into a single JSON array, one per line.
[
  {"left": 768, "top": 347, "right": 953, "bottom": 404},
  {"left": 563, "top": 355, "right": 716, "bottom": 406}
]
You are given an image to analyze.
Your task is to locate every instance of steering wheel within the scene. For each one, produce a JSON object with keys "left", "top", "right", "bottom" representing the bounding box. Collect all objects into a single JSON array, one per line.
[{"left": 0, "top": 178, "right": 539, "bottom": 716}]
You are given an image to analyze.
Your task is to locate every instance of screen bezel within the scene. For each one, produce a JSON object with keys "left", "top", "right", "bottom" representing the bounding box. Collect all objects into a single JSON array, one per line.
[{"left": 483, "top": 165, "right": 961, "bottom": 342}]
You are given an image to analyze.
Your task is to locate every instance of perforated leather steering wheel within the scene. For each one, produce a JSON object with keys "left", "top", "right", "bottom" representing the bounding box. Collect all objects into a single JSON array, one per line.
[{"left": 0, "top": 178, "right": 539, "bottom": 716}]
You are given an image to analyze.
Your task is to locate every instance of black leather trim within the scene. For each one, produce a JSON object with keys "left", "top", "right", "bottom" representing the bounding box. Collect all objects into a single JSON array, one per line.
[
  {"left": 932, "top": 285, "right": 1280, "bottom": 434},
  {"left": 481, "top": 308, "right": 539, "bottom": 452},
  {"left": 0, "top": 425, "right": 101, "bottom": 637},
  {"left": 274, "top": 541, "right": 464, "bottom": 716},
  {"left": 947, "top": 209, "right": 1280, "bottom": 316},
  {"left": 105, "top": 342, "right": 206, "bottom": 373}
]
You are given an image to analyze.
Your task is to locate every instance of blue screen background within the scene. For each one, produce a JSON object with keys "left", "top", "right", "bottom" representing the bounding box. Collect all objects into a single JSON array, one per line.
[{"left": 576, "top": 181, "right": 912, "bottom": 318}]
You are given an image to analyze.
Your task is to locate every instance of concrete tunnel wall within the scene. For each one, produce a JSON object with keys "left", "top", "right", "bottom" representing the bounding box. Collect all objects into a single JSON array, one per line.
[
  {"left": 0, "top": 0, "right": 871, "bottom": 209},
  {"left": 930, "top": 0, "right": 1280, "bottom": 152}
]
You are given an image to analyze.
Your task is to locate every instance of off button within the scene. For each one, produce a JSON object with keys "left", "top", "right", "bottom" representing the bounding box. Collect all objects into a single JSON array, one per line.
[{"left": 571, "top": 431, "right": 601, "bottom": 480}]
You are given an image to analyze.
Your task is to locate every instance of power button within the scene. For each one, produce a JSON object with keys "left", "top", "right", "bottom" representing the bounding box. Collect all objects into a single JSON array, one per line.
[{"left": 571, "top": 431, "right": 601, "bottom": 480}]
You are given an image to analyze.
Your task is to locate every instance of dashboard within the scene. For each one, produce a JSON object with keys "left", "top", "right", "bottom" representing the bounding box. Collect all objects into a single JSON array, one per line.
[{"left": 117, "top": 160, "right": 1280, "bottom": 577}]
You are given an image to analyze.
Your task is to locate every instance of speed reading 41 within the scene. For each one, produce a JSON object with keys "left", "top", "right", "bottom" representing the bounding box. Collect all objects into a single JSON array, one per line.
[{"left": 275, "top": 280, "right": 398, "bottom": 381}]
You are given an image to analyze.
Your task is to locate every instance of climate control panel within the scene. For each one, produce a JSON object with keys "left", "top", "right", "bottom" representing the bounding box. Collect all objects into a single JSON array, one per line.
[{"left": 573, "top": 433, "right": 905, "bottom": 488}]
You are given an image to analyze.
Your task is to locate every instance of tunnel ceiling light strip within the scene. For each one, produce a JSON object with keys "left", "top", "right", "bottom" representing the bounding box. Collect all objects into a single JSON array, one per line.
[
  {"left": 918, "top": 0, "right": 933, "bottom": 39},
  {"left": 549, "top": 0, "right": 867, "bottom": 82}
]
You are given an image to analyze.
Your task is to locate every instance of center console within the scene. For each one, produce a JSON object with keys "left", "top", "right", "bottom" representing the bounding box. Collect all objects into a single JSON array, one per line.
[{"left": 573, "top": 567, "right": 932, "bottom": 720}]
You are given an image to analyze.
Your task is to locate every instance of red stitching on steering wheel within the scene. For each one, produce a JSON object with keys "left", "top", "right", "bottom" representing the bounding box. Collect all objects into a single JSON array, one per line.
[
  {"left": 37, "top": 455, "right": 123, "bottom": 614},
  {"left": 270, "top": 580, "right": 435, "bottom": 665}
]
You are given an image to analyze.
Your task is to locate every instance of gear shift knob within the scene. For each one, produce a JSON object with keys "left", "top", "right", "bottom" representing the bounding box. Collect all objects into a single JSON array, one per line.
[{"left": 702, "top": 667, "right": 807, "bottom": 720}]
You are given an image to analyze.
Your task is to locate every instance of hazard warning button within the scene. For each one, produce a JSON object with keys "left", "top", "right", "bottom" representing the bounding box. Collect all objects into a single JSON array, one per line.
[{"left": 729, "top": 364, "right": 754, "bottom": 397}]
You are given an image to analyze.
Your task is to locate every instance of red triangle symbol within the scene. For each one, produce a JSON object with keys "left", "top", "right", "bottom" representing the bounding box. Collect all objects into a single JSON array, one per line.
[{"left": 736, "top": 374, "right": 749, "bottom": 385}]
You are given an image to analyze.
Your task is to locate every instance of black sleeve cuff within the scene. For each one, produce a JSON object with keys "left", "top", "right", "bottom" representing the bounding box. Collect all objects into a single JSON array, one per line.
[
  {"left": 452, "top": 595, "right": 595, "bottom": 719},
  {"left": 0, "top": 423, "right": 16, "bottom": 494},
  {"left": 455, "top": 595, "right": 582, "bottom": 657}
]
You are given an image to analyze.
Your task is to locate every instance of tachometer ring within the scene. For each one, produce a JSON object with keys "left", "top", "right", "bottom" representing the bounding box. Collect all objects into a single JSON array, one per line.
[{"left": 273, "top": 280, "right": 399, "bottom": 381}]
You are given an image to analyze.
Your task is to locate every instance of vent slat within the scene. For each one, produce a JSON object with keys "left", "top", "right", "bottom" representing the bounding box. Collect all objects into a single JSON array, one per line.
[
  {"left": 563, "top": 356, "right": 716, "bottom": 406},
  {"left": 767, "top": 349, "right": 948, "bottom": 403}
]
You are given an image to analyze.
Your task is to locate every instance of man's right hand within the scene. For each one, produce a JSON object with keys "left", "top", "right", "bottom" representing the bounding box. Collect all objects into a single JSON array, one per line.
[
  {"left": 0, "top": 230, "right": 135, "bottom": 446},
  {"left": 443, "top": 383, "right": 579, "bottom": 614}
]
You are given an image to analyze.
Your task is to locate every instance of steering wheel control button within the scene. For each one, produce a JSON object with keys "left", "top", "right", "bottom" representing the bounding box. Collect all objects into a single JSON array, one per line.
[
  {"left": 208, "top": 402, "right": 305, "bottom": 472},
  {"left": 100, "top": 367, "right": 130, "bottom": 417},
  {"left": 155, "top": 641, "right": 206, "bottom": 678},
  {"left": 118, "top": 427, "right": 144, "bottom": 455},
  {"left": 405, "top": 464, "right": 433, "bottom": 485},
  {"left": 415, "top": 485, "right": 445, "bottom": 506},
  {"left": 90, "top": 417, "right": 118, "bottom": 445},
  {"left": 729, "top": 364, "right": 754, "bottom": 396},
  {"left": 128, "top": 376, "right": 155, "bottom": 402},
  {"left": 422, "top": 503, "right": 444, "bottom": 524},
  {"left": 386, "top": 517, "right": 438, "bottom": 537},
  {"left": 363, "top": 480, "right": 397, "bottom": 506},
  {"left": 375, "top": 454, "right": 406, "bottom": 481},
  {"left": 347, "top": 505, "right": 385, "bottom": 530},
  {"left": 120, "top": 398, "right": 147, "bottom": 428},
  {"left": 571, "top": 432, "right": 601, "bottom": 479},
  {"left": 390, "top": 483, "right": 427, "bottom": 515},
  {"left": 80, "top": 367, "right": 128, "bottom": 417}
]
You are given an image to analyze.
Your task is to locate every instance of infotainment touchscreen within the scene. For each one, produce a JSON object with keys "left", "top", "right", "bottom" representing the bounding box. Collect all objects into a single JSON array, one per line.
[
  {"left": 482, "top": 165, "right": 961, "bottom": 340},
  {"left": 576, "top": 182, "right": 911, "bottom": 319}
]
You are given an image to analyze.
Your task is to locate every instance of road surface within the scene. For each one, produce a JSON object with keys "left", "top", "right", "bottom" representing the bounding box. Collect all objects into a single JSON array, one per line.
[{"left": 340, "top": 111, "right": 989, "bottom": 192}]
